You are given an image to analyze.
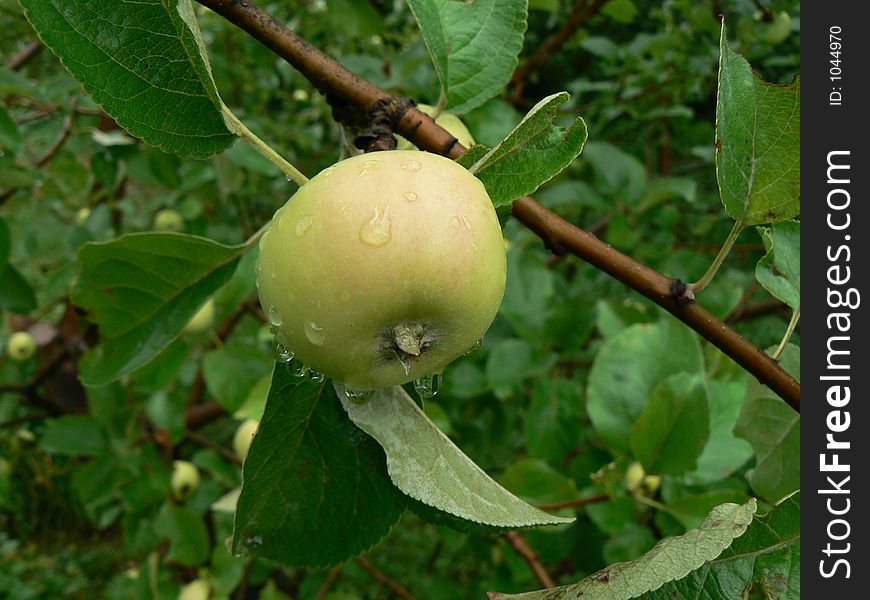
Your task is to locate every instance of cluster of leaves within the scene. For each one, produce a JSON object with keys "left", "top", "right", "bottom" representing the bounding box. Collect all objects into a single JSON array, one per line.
[{"left": 2, "top": 0, "right": 798, "bottom": 598}]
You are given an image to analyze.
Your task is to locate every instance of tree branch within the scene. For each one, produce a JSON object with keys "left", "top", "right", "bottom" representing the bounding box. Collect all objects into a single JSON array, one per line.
[
  {"left": 8, "top": 40, "right": 42, "bottom": 71},
  {"left": 355, "top": 557, "right": 419, "bottom": 600},
  {"left": 504, "top": 531, "right": 556, "bottom": 589},
  {"left": 192, "top": 0, "right": 799, "bottom": 412}
]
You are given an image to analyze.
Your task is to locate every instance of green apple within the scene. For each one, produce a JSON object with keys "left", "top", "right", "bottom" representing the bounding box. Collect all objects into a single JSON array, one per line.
[
  {"left": 398, "top": 104, "right": 475, "bottom": 150},
  {"left": 257, "top": 150, "right": 506, "bottom": 391},
  {"left": 6, "top": 331, "right": 37, "bottom": 362},
  {"left": 762, "top": 11, "right": 792, "bottom": 45},
  {"left": 625, "top": 461, "right": 645, "bottom": 492},
  {"left": 76, "top": 207, "right": 91, "bottom": 225},
  {"left": 154, "top": 208, "right": 185, "bottom": 232},
  {"left": 183, "top": 298, "right": 216, "bottom": 334},
  {"left": 177, "top": 579, "right": 210, "bottom": 600},
  {"left": 233, "top": 419, "right": 258, "bottom": 461},
  {"left": 171, "top": 460, "right": 200, "bottom": 501}
]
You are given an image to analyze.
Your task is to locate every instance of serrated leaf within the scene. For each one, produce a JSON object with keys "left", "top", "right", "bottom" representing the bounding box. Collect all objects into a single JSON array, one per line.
[
  {"left": 734, "top": 344, "right": 799, "bottom": 501},
  {"left": 493, "top": 499, "right": 757, "bottom": 599},
  {"left": 458, "top": 92, "right": 587, "bottom": 207},
  {"left": 21, "top": 0, "right": 236, "bottom": 158},
  {"left": 40, "top": 415, "right": 108, "bottom": 456},
  {"left": 232, "top": 366, "right": 404, "bottom": 567},
  {"left": 630, "top": 373, "right": 710, "bottom": 476},
  {"left": 587, "top": 319, "right": 704, "bottom": 453},
  {"left": 632, "top": 492, "right": 800, "bottom": 600},
  {"left": 72, "top": 233, "right": 245, "bottom": 385},
  {"left": 407, "top": 0, "right": 528, "bottom": 114},
  {"left": 755, "top": 220, "right": 800, "bottom": 310},
  {"left": 339, "top": 384, "right": 572, "bottom": 530},
  {"left": 715, "top": 22, "right": 800, "bottom": 226}
]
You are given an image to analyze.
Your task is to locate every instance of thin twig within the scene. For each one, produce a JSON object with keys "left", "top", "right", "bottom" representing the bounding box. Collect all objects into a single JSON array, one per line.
[
  {"left": 504, "top": 531, "right": 556, "bottom": 589},
  {"left": 192, "top": 0, "right": 799, "bottom": 413},
  {"left": 510, "top": 0, "right": 608, "bottom": 98},
  {"left": 535, "top": 493, "right": 609, "bottom": 512},
  {"left": 316, "top": 564, "right": 344, "bottom": 598},
  {"left": 184, "top": 429, "right": 241, "bottom": 463},
  {"left": 355, "top": 557, "right": 419, "bottom": 600},
  {"left": 8, "top": 40, "right": 42, "bottom": 70}
]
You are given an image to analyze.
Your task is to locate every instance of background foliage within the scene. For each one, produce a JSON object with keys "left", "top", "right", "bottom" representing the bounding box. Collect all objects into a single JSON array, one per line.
[{"left": 1, "top": 0, "right": 799, "bottom": 598}]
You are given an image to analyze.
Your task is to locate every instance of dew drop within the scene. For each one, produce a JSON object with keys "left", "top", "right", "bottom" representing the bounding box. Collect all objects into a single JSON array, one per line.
[
  {"left": 273, "top": 340, "right": 295, "bottom": 363},
  {"left": 403, "top": 191, "right": 419, "bottom": 203},
  {"left": 464, "top": 339, "right": 482, "bottom": 355},
  {"left": 357, "top": 159, "right": 380, "bottom": 177},
  {"left": 268, "top": 306, "right": 283, "bottom": 326},
  {"left": 304, "top": 321, "right": 326, "bottom": 346},
  {"left": 294, "top": 365, "right": 309, "bottom": 378},
  {"left": 340, "top": 385, "right": 373, "bottom": 405},
  {"left": 308, "top": 369, "right": 325, "bottom": 383},
  {"left": 413, "top": 372, "right": 442, "bottom": 398},
  {"left": 295, "top": 214, "right": 314, "bottom": 237},
  {"left": 359, "top": 206, "right": 392, "bottom": 247},
  {"left": 401, "top": 159, "right": 422, "bottom": 172},
  {"left": 245, "top": 535, "right": 263, "bottom": 548}
]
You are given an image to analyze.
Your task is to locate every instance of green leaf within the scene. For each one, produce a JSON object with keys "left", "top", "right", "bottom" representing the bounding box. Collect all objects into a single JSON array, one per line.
[
  {"left": 492, "top": 499, "right": 757, "bottom": 599},
  {"left": 232, "top": 365, "right": 404, "bottom": 567},
  {"left": 526, "top": 378, "right": 584, "bottom": 463},
  {"left": 632, "top": 492, "right": 800, "bottom": 600},
  {"left": 587, "top": 319, "right": 704, "bottom": 453},
  {"left": 486, "top": 338, "right": 552, "bottom": 400},
  {"left": 155, "top": 503, "right": 210, "bottom": 566},
  {"left": 734, "top": 344, "right": 799, "bottom": 501},
  {"left": 407, "top": 0, "right": 528, "bottom": 114},
  {"left": 685, "top": 379, "right": 754, "bottom": 485},
  {"left": 21, "top": 0, "right": 236, "bottom": 158},
  {"left": 203, "top": 337, "right": 273, "bottom": 412},
  {"left": 499, "top": 459, "right": 579, "bottom": 506},
  {"left": 40, "top": 415, "right": 108, "bottom": 456},
  {"left": 630, "top": 373, "right": 710, "bottom": 476},
  {"left": 458, "top": 92, "right": 588, "bottom": 207},
  {"left": 0, "top": 263, "right": 37, "bottom": 314},
  {"left": 0, "top": 105, "right": 21, "bottom": 156},
  {"left": 715, "top": 22, "right": 800, "bottom": 226},
  {"left": 72, "top": 233, "right": 245, "bottom": 385},
  {"left": 755, "top": 220, "right": 800, "bottom": 310},
  {"left": 339, "top": 384, "right": 572, "bottom": 530}
]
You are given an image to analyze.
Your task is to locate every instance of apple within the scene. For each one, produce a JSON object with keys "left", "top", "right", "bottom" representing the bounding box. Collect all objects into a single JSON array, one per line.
[
  {"left": 154, "top": 208, "right": 185, "bottom": 232},
  {"left": 183, "top": 298, "right": 216, "bottom": 334},
  {"left": 177, "top": 579, "right": 210, "bottom": 600},
  {"left": 257, "top": 150, "right": 506, "bottom": 391},
  {"left": 398, "top": 104, "right": 475, "bottom": 151},
  {"left": 76, "top": 207, "right": 91, "bottom": 225},
  {"left": 233, "top": 419, "right": 258, "bottom": 461},
  {"left": 171, "top": 460, "right": 200, "bottom": 501},
  {"left": 625, "top": 461, "right": 645, "bottom": 492},
  {"left": 762, "top": 11, "right": 792, "bottom": 45},
  {"left": 6, "top": 331, "right": 37, "bottom": 362}
]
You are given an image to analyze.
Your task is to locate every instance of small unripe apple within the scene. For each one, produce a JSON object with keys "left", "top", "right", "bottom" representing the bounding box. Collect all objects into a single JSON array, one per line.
[
  {"left": 183, "top": 298, "right": 215, "bottom": 334},
  {"left": 171, "top": 460, "right": 200, "bottom": 501},
  {"left": 233, "top": 419, "right": 258, "bottom": 461},
  {"left": 625, "top": 461, "right": 645, "bottom": 492},
  {"left": 762, "top": 11, "right": 792, "bottom": 45},
  {"left": 76, "top": 207, "right": 91, "bottom": 225},
  {"left": 7, "top": 331, "right": 37, "bottom": 362},
  {"left": 398, "top": 104, "right": 475, "bottom": 151},
  {"left": 257, "top": 150, "right": 506, "bottom": 391},
  {"left": 643, "top": 474, "right": 662, "bottom": 495},
  {"left": 154, "top": 208, "right": 185, "bottom": 232},
  {"left": 177, "top": 579, "right": 210, "bottom": 600}
]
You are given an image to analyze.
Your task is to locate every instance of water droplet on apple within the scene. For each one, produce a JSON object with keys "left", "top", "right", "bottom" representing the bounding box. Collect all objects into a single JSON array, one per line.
[
  {"left": 413, "top": 372, "right": 442, "bottom": 398},
  {"left": 340, "top": 385, "right": 373, "bottom": 404},
  {"left": 308, "top": 369, "right": 325, "bottom": 383},
  {"left": 464, "top": 339, "right": 482, "bottom": 355},
  {"left": 401, "top": 160, "right": 422, "bottom": 172},
  {"left": 403, "top": 191, "right": 419, "bottom": 203},
  {"left": 293, "top": 364, "right": 309, "bottom": 378},
  {"left": 304, "top": 321, "right": 326, "bottom": 346},
  {"left": 357, "top": 159, "right": 380, "bottom": 177},
  {"left": 295, "top": 214, "right": 314, "bottom": 237},
  {"left": 273, "top": 340, "right": 295, "bottom": 363},
  {"left": 268, "top": 306, "right": 282, "bottom": 326},
  {"left": 359, "top": 206, "right": 392, "bottom": 247}
]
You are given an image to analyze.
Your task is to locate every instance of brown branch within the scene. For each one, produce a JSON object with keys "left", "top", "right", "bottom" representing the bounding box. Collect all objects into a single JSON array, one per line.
[
  {"left": 504, "top": 531, "right": 556, "bottom": 589},
  {"left": 355, "top": 557, "right": 419, "bottom": 600},
  {"left": 8, "top": 40, "right": 43, "bottom": 71},
  {"left": 535, "top": 493, "right": 609, "bottom": 512},
  {"left": 184, "top": 429, "right": 241, "bottom": 463},
  {"left": 316, "top": 564, "right": 344, "bottom": 599},
  {"left": 192, "top": 0, "right": 799, "bottom": 413},
  {"left": 510, "top": 0, "right": 608, "bottom": 98}
]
